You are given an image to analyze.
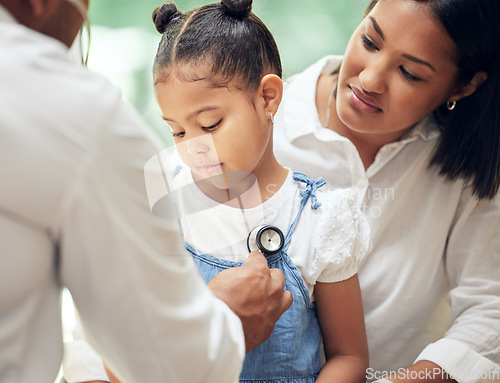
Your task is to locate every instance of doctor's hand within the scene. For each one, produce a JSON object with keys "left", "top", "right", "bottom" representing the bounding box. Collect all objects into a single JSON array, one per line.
[{"left": 208, "top": 251, "right": 293, "bottom": 353}]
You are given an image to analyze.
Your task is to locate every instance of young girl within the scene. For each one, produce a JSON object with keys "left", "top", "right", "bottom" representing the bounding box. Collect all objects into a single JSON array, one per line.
[{"left": 150, "top": 0, "right": 370, "bottom": 382}]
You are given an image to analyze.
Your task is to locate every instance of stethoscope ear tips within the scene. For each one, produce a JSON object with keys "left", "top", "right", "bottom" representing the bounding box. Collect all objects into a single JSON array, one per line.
[{"left": 247, "top": 225, "right": 284, "bottom": 256}]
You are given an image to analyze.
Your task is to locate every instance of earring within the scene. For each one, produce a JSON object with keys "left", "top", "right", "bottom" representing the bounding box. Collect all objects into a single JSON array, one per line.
[
  {"left": 269, "top": 112, "right": 274, "bottom": 124},
  {"left": 447, "top": 100, "right": 456, "bottom": 111}
]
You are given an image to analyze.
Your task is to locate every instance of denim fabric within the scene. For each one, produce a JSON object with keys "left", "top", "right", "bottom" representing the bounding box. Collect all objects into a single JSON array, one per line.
[{"left": 186, "top": 173, "right": 326, "bottom": 382}]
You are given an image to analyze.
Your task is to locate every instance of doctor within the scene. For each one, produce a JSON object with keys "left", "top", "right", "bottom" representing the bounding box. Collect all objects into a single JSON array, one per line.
[{"left": 0, "top": 0, "right": 292, "bottom": 382}]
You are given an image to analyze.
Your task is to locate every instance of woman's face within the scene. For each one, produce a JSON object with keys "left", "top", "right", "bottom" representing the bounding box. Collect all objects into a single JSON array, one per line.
[{"left": 336, "top": 0, "right": 459, "bottom": 142}]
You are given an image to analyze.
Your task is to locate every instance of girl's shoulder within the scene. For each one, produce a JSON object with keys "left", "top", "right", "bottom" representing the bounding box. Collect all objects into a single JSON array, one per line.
[
  {"left": 289, "top": 172, "right": 360, "bottom": 218},
  {"left": 314, "top": 186, "right": 367, "bottom": 242},
  {"left": 318, "top": 186, "right": 359, "bottom": 208},
  {"left": 305, "top": 186, "right": 371, "bottom": 284}
]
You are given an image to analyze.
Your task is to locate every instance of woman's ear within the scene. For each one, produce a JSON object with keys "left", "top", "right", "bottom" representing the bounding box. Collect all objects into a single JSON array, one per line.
[
  {"left": 449, "top": 71, "right": 488, "bottom": 102},
  {"left": 258, "top": 74, "right": 283, "bottom": 116}
]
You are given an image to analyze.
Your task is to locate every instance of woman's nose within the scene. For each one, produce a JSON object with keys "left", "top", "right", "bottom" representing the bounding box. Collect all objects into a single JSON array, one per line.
[{"left": 358, "top": 60, "right": 388, "bottom": 94}]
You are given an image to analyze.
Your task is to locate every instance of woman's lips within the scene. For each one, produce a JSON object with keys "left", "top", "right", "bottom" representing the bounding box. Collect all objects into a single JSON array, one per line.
[{"left": 348, "top": 85, "right": 382, "bottom": 113}]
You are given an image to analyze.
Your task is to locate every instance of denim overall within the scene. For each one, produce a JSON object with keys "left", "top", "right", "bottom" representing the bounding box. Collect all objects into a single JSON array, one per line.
[{"left": 185, "top": 172, "right": 326, "bottom": 383}]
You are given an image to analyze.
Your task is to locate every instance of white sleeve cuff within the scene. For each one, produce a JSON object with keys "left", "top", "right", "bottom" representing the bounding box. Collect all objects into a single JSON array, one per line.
[
  {"left": 62, "top": 340, "right": 110, "bottom": 383},
  {"left": 415, "top": 338, "right": 500, "bottom": 383}
]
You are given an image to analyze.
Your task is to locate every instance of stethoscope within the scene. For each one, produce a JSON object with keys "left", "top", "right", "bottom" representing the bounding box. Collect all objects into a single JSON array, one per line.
[{"left": 247, "top": 224, "right": 285, "bottom": 256}]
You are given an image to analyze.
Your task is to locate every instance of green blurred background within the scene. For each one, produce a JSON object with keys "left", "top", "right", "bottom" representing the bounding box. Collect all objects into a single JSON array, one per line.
[{"left": 86, "top": 0, "right": 368, "bottom": 142}]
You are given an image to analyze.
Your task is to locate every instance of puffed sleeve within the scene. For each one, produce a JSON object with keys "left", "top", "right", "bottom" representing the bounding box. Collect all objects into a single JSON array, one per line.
[{"left": 305, "top": 188, "right": 371, "bottom": 285}]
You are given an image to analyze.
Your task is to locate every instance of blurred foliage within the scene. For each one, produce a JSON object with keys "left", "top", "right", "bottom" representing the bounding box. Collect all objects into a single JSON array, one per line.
[{"left": 86, "top": 0, "right": 369, "bottom": 142}]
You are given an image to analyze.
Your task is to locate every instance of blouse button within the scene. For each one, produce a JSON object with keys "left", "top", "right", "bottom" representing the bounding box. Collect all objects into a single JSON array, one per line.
[{"left": 357, "top": 178, "right": 368, "bottom": 189}]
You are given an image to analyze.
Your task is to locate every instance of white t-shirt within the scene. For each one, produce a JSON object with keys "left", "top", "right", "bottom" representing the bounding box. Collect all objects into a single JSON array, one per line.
[
  {"left": 0, "top": 6, "right": 244, "bottom": 383},
  {"left": 165, "top": 161, "right": 371, "bottom": 298},
  {"left": 274, "top": 55, "right": 500, "bottom": 382}
]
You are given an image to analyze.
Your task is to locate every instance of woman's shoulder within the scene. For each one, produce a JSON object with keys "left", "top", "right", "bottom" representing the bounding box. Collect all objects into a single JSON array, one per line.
[
  {"left": 285, "top": 55, "right": 343, "bottom": 84},
  {"left": 279, "top": 56, "right": 343, "bottom": 125}
]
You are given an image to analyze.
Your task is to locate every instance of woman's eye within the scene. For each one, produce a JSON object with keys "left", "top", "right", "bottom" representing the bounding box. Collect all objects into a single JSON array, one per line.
[
  {"left": 362, "top": 34, "right": 378, "bottom": 51},
  {"left": 202, "top": 120, "right": 221, "bottom": 131},
  {"left": 172, "top": 131, "right": 185, "bottom": 137},
  {"left": 399, "top": 66, "right": 422, "bottom": 82}
]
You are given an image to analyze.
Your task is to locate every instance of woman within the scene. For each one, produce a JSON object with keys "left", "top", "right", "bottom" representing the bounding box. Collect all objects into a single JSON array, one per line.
[{"left": 274, "top": 0, "right": 500, "bottom": 382}]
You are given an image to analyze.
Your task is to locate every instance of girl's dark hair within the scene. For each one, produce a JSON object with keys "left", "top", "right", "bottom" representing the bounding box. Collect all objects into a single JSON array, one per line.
[
  {"left": 152, "top": 0, "right": 282, "bottom": 92},
  {"left": 365, "top": 0, "right": 500, "bottom": 200}
]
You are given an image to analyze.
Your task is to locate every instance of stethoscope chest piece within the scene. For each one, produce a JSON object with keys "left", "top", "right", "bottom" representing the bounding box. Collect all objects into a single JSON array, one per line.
[{"left": 247, "top": 225, "right": 285, "bottom": 256}]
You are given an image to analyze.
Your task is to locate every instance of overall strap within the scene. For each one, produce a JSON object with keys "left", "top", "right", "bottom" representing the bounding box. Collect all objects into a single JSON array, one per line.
[{"left": 283, "top": 172, "right": 326, "bottom": 251}]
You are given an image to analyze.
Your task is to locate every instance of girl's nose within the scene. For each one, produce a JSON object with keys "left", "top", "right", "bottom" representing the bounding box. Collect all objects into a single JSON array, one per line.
[
  {"left": 186, "top": 133, "right": 212, "bottom": 155},
  {"left": 358, "top": 60, "right": 388, "bottom": 94}
]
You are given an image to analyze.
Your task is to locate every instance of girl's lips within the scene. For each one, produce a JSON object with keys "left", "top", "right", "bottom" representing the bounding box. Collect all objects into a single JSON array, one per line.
[
  {"left": 199, "top": 163, "right": 222, "bottom": 175},
  {"left": 348, "top": 85, "right": 382, "bottom": 113}
]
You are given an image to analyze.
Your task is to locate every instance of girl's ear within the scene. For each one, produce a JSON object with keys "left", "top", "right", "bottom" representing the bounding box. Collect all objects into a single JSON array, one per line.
[
  {"left": 449, "top": 71, "right": 488, "bottom": 102},
  {"left": 258, "top": 74, "right": 283, "bottom": 116}
]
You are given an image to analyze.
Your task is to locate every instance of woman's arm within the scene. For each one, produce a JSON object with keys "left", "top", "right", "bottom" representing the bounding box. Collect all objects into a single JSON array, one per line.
[
  {"left": 315, "top": 274, "right": 369, "bottom": 383},
  {"left": 402, "top": 193, "right": 500, "bottom": 383},
  {"left": 373, "top": 360, "right": 457, "bottom": 383}
]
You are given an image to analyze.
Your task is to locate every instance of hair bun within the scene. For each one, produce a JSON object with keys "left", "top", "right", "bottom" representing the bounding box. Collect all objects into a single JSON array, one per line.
[
  {"left": 221, "top": 0, "right": 252, "bottom": 17},
  {"left": 152, "top": 2, "right": 183, "bottom": 34}
]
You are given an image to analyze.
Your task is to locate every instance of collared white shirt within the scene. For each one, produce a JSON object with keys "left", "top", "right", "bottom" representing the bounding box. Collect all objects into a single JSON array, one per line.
[
  {"left": 274, "top": 55, "right": 500, "bottom": 382},
  {"left": 0, "top": 6, "right": 243, "bottom": 382}
]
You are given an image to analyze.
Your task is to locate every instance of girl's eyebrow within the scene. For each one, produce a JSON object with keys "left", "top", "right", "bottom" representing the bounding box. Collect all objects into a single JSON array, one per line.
[
  {"left": 162, "top": 105, "right": 220, "bottom": 123},
  {"left": 369, "top": 16, "right": 436, "bottom": 72}
]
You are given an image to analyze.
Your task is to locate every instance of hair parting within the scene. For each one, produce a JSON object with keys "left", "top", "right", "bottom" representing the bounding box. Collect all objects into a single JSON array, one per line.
[{"left": 152, "top": 0, "right": 281, "bottom": 92}]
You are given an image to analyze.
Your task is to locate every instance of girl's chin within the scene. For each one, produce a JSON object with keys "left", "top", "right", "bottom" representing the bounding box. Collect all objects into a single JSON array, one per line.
[{"left": 194, "top": 173, "right": 227, "bottom": 188}]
